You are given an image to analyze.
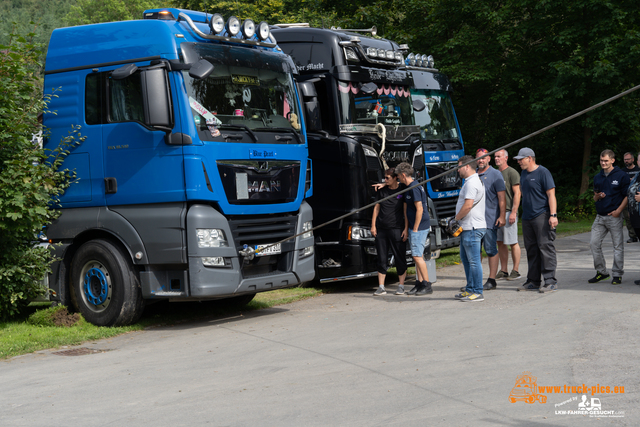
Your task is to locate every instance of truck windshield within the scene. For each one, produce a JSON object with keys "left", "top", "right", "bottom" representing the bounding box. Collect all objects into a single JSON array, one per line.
[
  {"left": 183, "top": 49, "right": 302, "bottom": 144},
  {"left": 411, "top": 89, "right": 459, "bottom": 141},
  {"left": 337, "top": 81, "right": 414, "bottom": 132}
]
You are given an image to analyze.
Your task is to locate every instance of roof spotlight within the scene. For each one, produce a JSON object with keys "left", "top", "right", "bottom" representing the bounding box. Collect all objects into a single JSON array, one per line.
[
  {"left": 226, "top": 16, "right": 240, "bottom": 36},
  {"left": 427, "top": 55, "right": 435, "bottom": 68},
  {"left": 407, "top": 53, "right": 416, "bottom": 66},
  {"left": 209, "top": 13, "right": 225, "bottom": 34},
  {"left": 241, "top": 19, "right": 255, "bottom": 38},
  {"left": 421, "top": 54, "right": 429, "bottom": 67},
  {"left": 257, "top": 21, "right": 270, "bottom": 40}
]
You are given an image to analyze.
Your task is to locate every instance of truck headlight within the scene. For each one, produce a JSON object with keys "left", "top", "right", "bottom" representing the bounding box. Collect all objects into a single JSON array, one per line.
[
  {"left": 348, "top": 225, "right": 374, "bottom": 241},
  {"left": 196, "top": 229, "right": 228, "bottom": 248},
  {"left": 300, "top": 246, "right": 314, "bottom": 258},
  {"left": 202, "top": 257, "right": 230, "bottom": 267},
  {"left": 302, "top": 221, "right": 313, "bottom": 239}
]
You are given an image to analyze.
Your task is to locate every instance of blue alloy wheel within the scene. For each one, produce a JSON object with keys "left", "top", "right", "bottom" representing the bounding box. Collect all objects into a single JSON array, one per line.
[{"left": 80, "top": 262, "right": 113, "bottom": 312}]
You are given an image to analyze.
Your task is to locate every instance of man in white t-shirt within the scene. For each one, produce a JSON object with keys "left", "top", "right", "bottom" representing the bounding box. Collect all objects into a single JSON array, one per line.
[{"left": 454, "top": 155, "right": 487, "bottom": 302}]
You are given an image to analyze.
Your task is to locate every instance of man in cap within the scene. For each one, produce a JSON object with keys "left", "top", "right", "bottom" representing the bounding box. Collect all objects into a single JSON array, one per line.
[
  {"left": 475, "top": 148, "right": 506, "bottom": 291},
  {"left": 514, "top": 147, "right": 559, "bottom": 293}
]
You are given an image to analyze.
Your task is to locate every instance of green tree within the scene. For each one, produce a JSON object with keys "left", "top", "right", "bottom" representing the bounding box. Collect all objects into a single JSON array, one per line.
[
  {"left": 0, "top": 31, "right": 81, "bottom": 320},
  {"left": 67, "top": 0, "right": 166, "bottom": 25}
]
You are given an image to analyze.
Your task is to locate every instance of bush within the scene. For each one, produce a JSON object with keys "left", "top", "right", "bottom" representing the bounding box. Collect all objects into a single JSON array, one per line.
[
  {"left": 0, "top": 29, "right": 81, "bottom": 320},
  {"left": 27, "top": 305, "right": 82, "bottom": 327}
]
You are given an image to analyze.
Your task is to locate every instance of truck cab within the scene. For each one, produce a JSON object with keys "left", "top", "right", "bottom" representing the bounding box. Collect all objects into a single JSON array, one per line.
[
  {"left": 401, "top": 54, "right": 465, "bottom": 249},
  {"left": 43, "top": 9, "right": 314, "bottom": 325},
  {"left": 272, "top": 26, "right": 429, "bottom": 283}
]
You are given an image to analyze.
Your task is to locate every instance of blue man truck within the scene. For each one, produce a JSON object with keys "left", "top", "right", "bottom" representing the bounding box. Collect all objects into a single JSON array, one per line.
[
  {"left": 401, "top": 53, "right": 465, "bottom": 249},
  {"left": 42, "top": 9, "right": 315, "bottom": 326}
]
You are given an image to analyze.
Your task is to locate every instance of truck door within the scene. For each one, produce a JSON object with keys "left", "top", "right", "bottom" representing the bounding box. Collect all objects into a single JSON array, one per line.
[{"left": 102, "top": 67, "right": 185, "bottom": 206}]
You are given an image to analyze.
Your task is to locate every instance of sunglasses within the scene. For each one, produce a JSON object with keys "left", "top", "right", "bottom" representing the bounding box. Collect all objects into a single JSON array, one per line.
[{"left": 385, "top": 175, "right": 396, "bottom": 179}]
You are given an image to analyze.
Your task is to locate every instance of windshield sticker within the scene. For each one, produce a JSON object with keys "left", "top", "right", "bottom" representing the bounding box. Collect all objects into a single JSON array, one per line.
[
  {"left": 189, "top": 96, "right": 221, "bottom": 125},
  {"left": 206, "top": 118, "right": 220, "bottom": 137},
  {"left": 232, "top": 75, "right": 260, "bottom": 85}
]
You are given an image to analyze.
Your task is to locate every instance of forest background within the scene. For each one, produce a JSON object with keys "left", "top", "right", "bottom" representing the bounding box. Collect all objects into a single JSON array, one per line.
[{"left": 3, "top": 0, "right": 640, "bottom": 218}]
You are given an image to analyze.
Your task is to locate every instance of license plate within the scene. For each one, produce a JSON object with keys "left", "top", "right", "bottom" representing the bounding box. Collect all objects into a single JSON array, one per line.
[{"left": 255, "top": 243, "right": 281, "bottom": 256}]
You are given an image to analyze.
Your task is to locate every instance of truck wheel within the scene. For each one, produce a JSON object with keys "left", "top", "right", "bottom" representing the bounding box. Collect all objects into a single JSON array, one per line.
[
  {"left": 226, "top": 293, "right": 256, "bottom": 307},
  {"left": 70, "top": 239, "right": 144, "bottom": 326}
]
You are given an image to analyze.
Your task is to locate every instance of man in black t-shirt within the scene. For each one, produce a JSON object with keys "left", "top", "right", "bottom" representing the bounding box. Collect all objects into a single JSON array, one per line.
[
  {"left": 372, "top": 169, "right": 408, "bottom": 295},
  {"left": 622, "top": 152, "right": 640, "bottom": 242}
]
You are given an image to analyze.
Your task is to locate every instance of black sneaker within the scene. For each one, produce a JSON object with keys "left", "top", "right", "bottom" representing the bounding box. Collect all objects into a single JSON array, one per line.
[
  {"left": 611, "top": 277, "right": 622, "bottom": 285},
  {"left": 634, "top": 279, "right": 640, "bottom": 286},
  {"left": 416, "top": 281, "right": 433, "bottom": 295},
  {"left": 483, "top": 279, "right": 497, "bottom": 290},
  {"left": 407, "top": 285, "right": 420, "bottom": 296},
  {"left": 517, "top": 281, "right": 540, "bottom": 291},
  {"left": 588, "top": 272, "right": 610, "bottom": 283},
  {"left": 627, "top": 237, "right": 638, "bottom": 243}
]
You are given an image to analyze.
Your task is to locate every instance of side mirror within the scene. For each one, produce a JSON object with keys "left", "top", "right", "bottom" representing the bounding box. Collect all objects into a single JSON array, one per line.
[
  {"left": 140, "top": 68, "right": 173, "bottom": 132},
  {"left": 413, "top": 99, "right": 426, "bottom": 112},
  {"left": 298, "top": 81, "right": 322, "bottom": 133},
  {"left": 360, "top": 82, "right": 378, "bottom": 94},
  {"left": 189, "top": 59, "right": 215, "bottom": 80}
]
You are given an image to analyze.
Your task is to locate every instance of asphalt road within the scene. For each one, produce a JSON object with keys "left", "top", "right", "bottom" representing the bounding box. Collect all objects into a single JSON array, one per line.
[{"left": 2, "top": 231, "right": 639, "bottom": 426}]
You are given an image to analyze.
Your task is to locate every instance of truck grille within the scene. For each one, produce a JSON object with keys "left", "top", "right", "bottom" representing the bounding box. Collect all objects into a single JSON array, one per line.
[
  {"left": 228, "top": 214, "right": 297, "bottom": 278},
  {"left": 432, "top": 197, "right": 458, "bottom": 219}
]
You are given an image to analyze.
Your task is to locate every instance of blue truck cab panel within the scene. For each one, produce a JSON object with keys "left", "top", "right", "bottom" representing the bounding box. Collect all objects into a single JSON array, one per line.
[
  {"left": 401, "top": 58, "right": 465, "bottom": 249},
  {"left": 43, "top": 9, "right": 314, "bottom": 326}
]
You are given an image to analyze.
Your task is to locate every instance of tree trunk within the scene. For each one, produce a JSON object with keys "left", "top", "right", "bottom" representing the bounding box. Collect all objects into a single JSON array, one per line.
[{"left": 579, "top": 125, "right": 592, "bottom": 199}]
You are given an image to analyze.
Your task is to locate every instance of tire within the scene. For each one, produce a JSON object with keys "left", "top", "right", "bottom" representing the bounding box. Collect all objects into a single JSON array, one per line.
[
  {"left": 539, "top": 395, "right": 547, "bottom": 403},
  {"left": 225, "top": 293, "right": 256, "bottom": 307},
  {"left": 70, "top": 239, "right": 144, "bottom": 326}
]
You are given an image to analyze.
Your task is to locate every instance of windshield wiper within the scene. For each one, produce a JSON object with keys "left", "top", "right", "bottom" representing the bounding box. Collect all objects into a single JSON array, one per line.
[
  {"left": 217, "top": 124, "right": 258, "bottom": 143},
  {"left": 254, "top": 127, "right": 302, "bottom": 144}
]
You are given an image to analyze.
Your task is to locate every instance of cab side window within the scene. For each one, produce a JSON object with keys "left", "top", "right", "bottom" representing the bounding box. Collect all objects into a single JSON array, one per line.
[{"left": 85, "top": 71, "right": 145, "bottom": 124}]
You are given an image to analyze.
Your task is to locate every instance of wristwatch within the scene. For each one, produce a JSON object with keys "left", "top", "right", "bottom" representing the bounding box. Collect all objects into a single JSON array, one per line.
[{"left": 550, "top": 213, "right": 557, "bottom": 217}]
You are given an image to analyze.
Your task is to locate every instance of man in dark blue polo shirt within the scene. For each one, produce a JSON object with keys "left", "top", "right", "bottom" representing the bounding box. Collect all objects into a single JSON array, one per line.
[
  {"left": 514, "top": 147, "right": 559, "bottom": 293},
  {"left": 588, "top": 149, "right": 630, "bottom": 285}
]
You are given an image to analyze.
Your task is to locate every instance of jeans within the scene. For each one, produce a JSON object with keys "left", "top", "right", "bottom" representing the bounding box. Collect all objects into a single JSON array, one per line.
[
  {"left": 590, "top": 214, "right": 624, "bottom": 276},
  {"left": 522, "top": 213, "right": 557, "bottom": 285},
  {"left": 460, "top": 228, "right": 486, "bottom": 294}
]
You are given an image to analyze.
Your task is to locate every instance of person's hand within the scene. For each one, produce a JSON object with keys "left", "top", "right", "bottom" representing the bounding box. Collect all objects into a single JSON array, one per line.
[
  {"left": 608, "top": 209, "right": 622, "bottom": 218},
  {"left": 549, "top": 216, "right": 559, "bottom": 229},
  {"left": 594, "top": 191, "right": 606, "bottom": 200},
  {"left": 508, "top": 211, "right": 517, "bottom": 225},
  {"left": 635, "top": 191, "right": 640, "bottom": 202},
  {"left": 371, "top": 225, "right": 377, "bottom": 237},
  {"left": 495, "top": 216, "right": 506, "bottom": 227},
  {"left": 401, "top": 229, "right": 408, "bottom": 241},
  {"left": 372, "top": 183, "right": 385, "bottom": 192}
]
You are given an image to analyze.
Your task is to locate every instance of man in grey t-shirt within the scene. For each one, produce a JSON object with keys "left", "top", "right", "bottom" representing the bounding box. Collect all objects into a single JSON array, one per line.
[{"left": 476, "top": 148, "right": 506, "bottom": 291}]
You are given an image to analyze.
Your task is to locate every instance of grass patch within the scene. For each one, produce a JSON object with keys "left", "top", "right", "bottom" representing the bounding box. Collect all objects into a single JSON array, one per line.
[{"left": 1, "top": 286, "right": 323, "bottom": 360}]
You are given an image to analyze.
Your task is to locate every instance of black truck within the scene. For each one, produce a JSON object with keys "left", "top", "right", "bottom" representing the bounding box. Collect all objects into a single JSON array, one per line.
[{"left": 272, "top": 26, "right": 438, "bottom": 283}]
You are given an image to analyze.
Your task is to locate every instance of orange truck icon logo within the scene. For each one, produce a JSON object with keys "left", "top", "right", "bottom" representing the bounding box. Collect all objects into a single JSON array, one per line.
[{"left": 509, "top": 372, "right": 547, "bottom": 404}]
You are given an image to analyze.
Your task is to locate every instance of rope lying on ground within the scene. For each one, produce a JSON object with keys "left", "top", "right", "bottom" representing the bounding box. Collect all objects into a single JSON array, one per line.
[{"left": 242, "top": 83, "right": 640, "bottom": 258}]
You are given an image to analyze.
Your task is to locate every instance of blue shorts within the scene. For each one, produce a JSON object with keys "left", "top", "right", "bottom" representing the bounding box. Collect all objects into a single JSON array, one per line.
[
  {"left": 482, "top": 228, "right": 498, "bottom": 257},
  {"left": 408, "top": 229, "right": 430, "bottom": 257}
]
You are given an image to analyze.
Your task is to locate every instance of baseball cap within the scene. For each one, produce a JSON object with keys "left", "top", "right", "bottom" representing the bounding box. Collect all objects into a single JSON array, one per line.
[{"left": 514, "top": 147, "right": 535, "bottom": 159}]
